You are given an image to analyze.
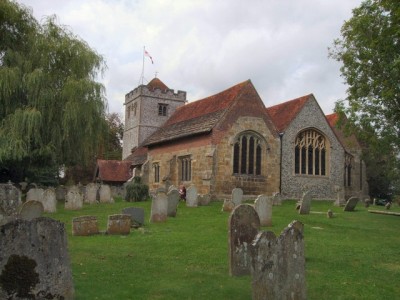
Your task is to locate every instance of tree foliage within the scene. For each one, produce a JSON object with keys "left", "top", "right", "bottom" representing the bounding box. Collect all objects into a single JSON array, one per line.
[
  {"left": 0, "top": 1, "right": 108, "bottom": 183},
  {"left": 330, "top": 0, "right": 400, "bottom": 197}
]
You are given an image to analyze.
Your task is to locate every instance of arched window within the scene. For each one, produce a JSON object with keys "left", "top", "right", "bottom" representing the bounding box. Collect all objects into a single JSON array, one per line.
[
  {"left": 294, "top": 129, "right": 327, "bottom": 176},
  {"left": 233, "top": 132, "right": 264, "bottom": 176},
  {"left": 344, "top": 153, "right": 353, "bottom": 187}
]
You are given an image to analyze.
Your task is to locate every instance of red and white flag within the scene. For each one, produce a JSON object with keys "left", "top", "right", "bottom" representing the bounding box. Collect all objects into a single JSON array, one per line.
[{"left": 144, "top": 50, "right": 154, "bottom": 64}]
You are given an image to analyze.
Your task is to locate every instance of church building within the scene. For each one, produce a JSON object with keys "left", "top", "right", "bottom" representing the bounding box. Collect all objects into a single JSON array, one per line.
[{"left": 122, "top": 78, "right": 369, "bottom": 201}]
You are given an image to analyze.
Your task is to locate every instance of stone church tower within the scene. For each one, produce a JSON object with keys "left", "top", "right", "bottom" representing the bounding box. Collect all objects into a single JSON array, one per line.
[{"left": 122, "top": 78, "right": 187, "bottom": 159}]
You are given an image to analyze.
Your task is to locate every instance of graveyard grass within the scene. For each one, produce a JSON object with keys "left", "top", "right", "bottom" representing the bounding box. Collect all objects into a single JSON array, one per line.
[{"left": 45, "top": 199, "right": 400, "bottom": 300}]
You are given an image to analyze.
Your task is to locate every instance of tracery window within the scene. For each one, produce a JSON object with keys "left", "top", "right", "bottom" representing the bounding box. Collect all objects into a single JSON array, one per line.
[
  {"left": 344, "top": 153, "right": 353, "bottom": 187},
  {"left": 179, "top": 156, "right": 191, "bottom": 181},
  {"left": 294, "top": 129, "right": 327, "bottom": 176},
  {"left": 158, "top": 103, "right": 168, "bottom": 116},
  {"left": 233, "top": 132, "right": 263, "bottom": 175}
]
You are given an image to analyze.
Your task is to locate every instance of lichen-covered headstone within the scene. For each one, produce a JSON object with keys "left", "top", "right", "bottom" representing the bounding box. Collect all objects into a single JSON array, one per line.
[
  {"left": 99, "top": 184, "right": 113, "bottom": 203},
  {"left": 72, "top": 216, "right": 99, "bottom": 236},
  {"left": 26, "top": 188, "right": 44, "bottom": 202},
  {"left": 167, "top": 188, "right": 180, "bottom": 217},
  {"left": 231, "top": 188, "right": 243, "bottom": 206},
  {"left": 254, "top": 195, "right": 273, "bottom": 226},
  {"left": 85, "top": 183, "right": 98, "bottom": 204},
  {"left": 107, "top": 214, "right": 131, "bottom": 235},
  {"left": 122, "top": 207, "right": 145, "bottom": 227},
  {"left": 299, "top": 191, "right": 312, "bottom": 215},
  {"left": 65, "top": 188, "right": 83, "bottom": 210},
  {"left": 0, "top": 183, "right": 22, "bottom": 216},
  {"left": 186, "top": 185, "right": 198, "bottom": 207},
  {"left": 343, "top": 197, "right": 359, "bottom": 212},
  {"left": 228, "top": 204, "right": 260, "bottom": 276},
  {"left": 198, "top": 194, "right": 211, "bottom": 206},
  {"left": 251, "top": 220, "right": 306, "bottom": 300},
  {"left": 222, "top": 199, "right": 235, "bottom": 212},
  {"left": 41, "top": 188, "right": 57, "bottom": 213},
  {"left": 150, "top": 190, "right": 168, "bottom": 222},
  {"left": 0, "top": 217, "right": 74, "bottom": 299},
  {"left": 19, "top": 200, "right": 44, "bottom": 221}
]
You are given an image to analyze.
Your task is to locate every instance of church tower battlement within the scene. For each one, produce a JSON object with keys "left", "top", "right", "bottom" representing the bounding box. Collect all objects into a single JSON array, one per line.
[{"left": 122, "top": 78, "right": 187, "bottom": 159}]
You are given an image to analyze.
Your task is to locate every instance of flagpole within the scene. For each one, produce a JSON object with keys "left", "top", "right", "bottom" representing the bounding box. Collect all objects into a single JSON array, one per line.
[{"left": 140, "top": 46, "right": 145, "bottom": 85}]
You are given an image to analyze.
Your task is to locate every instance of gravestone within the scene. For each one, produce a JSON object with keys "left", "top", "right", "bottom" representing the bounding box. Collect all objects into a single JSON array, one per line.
[
  {"left": 26, "top": 188, "right": 44, "bottom": 202},
  {"left": 0, "top": 217, "right": 74, "bottom": 299},
  {"left": 167, "top": 188, "right": 180, "bottom": 217},
  {"left": 19, "top": 200, "right": 44, "bottom": 221},
  {"left": 334, "top": 185, "right": 346, "bottom": 206},
  {"left": 41, "top": 188, "right": 57, "bottom": 213},
  {"left": 251, "top": 220, "right": 306, "bottom": 300},
  {"left": 55, "top": 186, "right": 66, "bottom": 201},
  {"left": 99, "top": 184, "right": 113, "bottom": 203},
  {"left": 65, "top": 188, "right": 83, "bottom": 210},
  {"left": 231, "top": 188, "right": 243, "bottom": 206},
  {"left": 327, "top": 209, "right": 333, "bottom": 218},
  {"left": 299, "top": 191, "right": 312, "bottom": 215},
  {"left": 343, "top": 197, "right": 359, "bottom": 212},
  {"left": 85, "top": 183, "right": 98, "bottom": 204},
  {"left": 0, "top": 183, "right": 22, "bottom": 216},
  {"left": 122, "top": 207, "right": 145, "bottom": 227},
  {"left": 385, "top": 202, "right": 391, "bottom": 210},
  {"left": 72, "top": 216, "right": 99, "bottom": 236},
  {"left": 228, "top": 204, "right": 260, "bottom": 276},
  {"left": 198, "top": 194, "right": 211, "bottom": 206},
  {"left": 222, "top": 199, "right": 235, "bottom": 212},
  {"left": 107, "top": 214, "right": 131, "bottom": 235},
  {"left": 186, "top": 185, "right": 198, "bottom": 207},
  {"left": 254, "top": 195, "right": 273, "bottom": 226},
  {"left": 150, "top": 190, "right": 168, "bottom": 222},
  {"left": 272, "top": 192, "right": 282, "bottom": 206}
]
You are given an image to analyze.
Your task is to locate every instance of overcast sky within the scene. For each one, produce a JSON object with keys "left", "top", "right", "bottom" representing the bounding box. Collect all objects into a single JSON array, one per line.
[{"left": 17, "top": 0, "right": 362, "bottom": 117}]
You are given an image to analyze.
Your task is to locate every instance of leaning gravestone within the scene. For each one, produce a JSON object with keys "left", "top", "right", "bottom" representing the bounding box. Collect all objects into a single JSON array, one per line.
[
  {"left": 122, "top": 207, "right": 145, "bottom": 227},
  {"left": 343, "top": 197, "right": 359, "bottom": 212},
  {"left": 99, "top": 184, "right": 113, "bottom": 203},
  {"left": 107, "top": 214, "right": 131, "bottom": 235},
  {"left": 19, "top": 200, "right": 44, "bottom": 221},
  {"left": 65, "top": 188, "right": 83, "bottom": 210},
  {"left": 254, "top": 195, "right": 273, "bottom": 226},
  {"left": 85, "top": 183, "right": 98, "bottom": 204},
  {"left": 167, "top": 188, "right": 180, "bottom": 217},
  {"left": 232, "top": 188, "right": 243, "bottom": 206},
  {"left": 150, "top": 190, "right": 168, "bottom": 222},
  {"left": 72, "top": 216, "right": 99, "bottom": 236},
  {"left": 198, "top": 194, "right": 211, "bottom": 206},
  {"left": 251, "top": 220, "right": 306, "bottom": 300},
  {"left": 0, "top": 183, "right": 22, "bottom": 216},
  {"left": 186, "top": 185, "right": 198, "bottom": 207},
  {"left": 0, "top": 217, "right": 74, "bottom": 299},
  {"left": 41, "top": 188, "right": 57, "bottom": 213},
  {"left": 229, "top": 204, "right": 260, "bottom": 276},
  {"left": 299, "top": 191, "right": 312, "bottom": 215}
]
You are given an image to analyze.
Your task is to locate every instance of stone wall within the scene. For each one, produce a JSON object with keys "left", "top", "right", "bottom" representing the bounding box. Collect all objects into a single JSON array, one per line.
[{"left": 280, "top": 97, "right": 344, "bottom": 200}]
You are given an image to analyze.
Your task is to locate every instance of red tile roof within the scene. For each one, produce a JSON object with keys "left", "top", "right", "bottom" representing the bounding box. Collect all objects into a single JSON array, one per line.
[
  {"left": 124, "top": 146, "right": 148, "bottom": 166},
  {"left": 147, "top": 78, "right": 169, "bottom": 91},
  {"left": 326, "top": 113, "right": 339, "bottom": 127},
  {"left": 144, "top": 80, "right": 251, "bottom": 146},
  {"left": 266, "top": 94, "right": 311, "bottom": 133},
  {"left": 325, "top": 112, "right": 361, "bottom": 151},
  {"left": 96, "top": 159, "right": 132, "bottom": 182}
]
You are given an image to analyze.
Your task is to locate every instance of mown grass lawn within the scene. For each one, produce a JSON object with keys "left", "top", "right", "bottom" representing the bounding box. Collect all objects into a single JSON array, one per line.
[{"left": 45, "top": 198, "right": 400, "bottom": 300}]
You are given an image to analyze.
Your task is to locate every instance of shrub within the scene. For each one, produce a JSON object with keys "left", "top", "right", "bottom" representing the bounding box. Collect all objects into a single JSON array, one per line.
[{"left": 125, "top": 177, "right": 149, "bottom": 202}]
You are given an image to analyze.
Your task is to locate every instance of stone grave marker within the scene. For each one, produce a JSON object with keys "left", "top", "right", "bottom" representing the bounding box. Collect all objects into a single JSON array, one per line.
[
  {"left": 107, "top": 214, "right": 131, "bottom": 235},
  {"left": 186, "top": 185, "right": 198, "bottom": 207},
  {"left": 167, "top": 188, "right": 180, "bottom": 217},
  {"left": 198, "top": 194, "right": 211, "bottom": 206},
  {"left": 272, "top": 192, "right": 282, "bottom": 206},
  {"left": 254, "top": 195, "right": 273, "bottom": 226},
  {"left": 26, "top": 187, "right": 44, "bottom": 202},
  {"left": 327, "top": 209, "right": 333, "bottom": 218},
  {"left": 150, "top": 190, "right": 168, "bottom": 222},
  {"left": 343, "top": 197, "right": 359, "bottom": 212},
  {"left": 228, "top": 204, "right": 260, "bottom": 276},
  {"left": 0, "top": 217, "right": 74, "bottom": 299},
  {"left": 72, "top": 216, "right": 99, "bottom": 236},
  {"left": 85, "top": 183, "right": 98, "bottom": 204},
  {"left": 0, "top": 183, "right": 22, "bottom": 216},
  {"left": 299, "top": 191, "right": 312, "bottom": 215},
  {"left": 99, "top": 184, "right": 113, "bottom": 203},
  {"left": 55, "top": 186, "right": 66, "bottom": 201},
  {"left": 122, "top": 207, "right": 145, "bottom": 227},
  {"left": 41, "top": 188, "right": 57, "bottom": 213},
  {"left": 222, "top": 199, "right": 235, "bottom": 212},
  {"left": 19, "top": 200, "right": 44, "bottom": 221},
  {"left": 251, "top": 220, "right": 306, "bottom": 300},
  {"left": 65, "top": 188, "right": 83, "bottom": 210},
  {"left": 231, "top": 187, "right": 243, "bottom": 206}
]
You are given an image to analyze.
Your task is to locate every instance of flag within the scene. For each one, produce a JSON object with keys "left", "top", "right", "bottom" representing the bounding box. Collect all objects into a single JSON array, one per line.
[{"left": 144, "top": 50, "right": 154, "bottom": 64}]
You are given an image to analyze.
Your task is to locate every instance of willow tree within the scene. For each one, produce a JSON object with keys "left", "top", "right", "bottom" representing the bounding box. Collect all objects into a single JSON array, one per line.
[
  {"left": 0, "top": 1, "right": 107, "bottom": 183},
  {"left": 330, "top": 0, "right": 400, "bottom": 198}
]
